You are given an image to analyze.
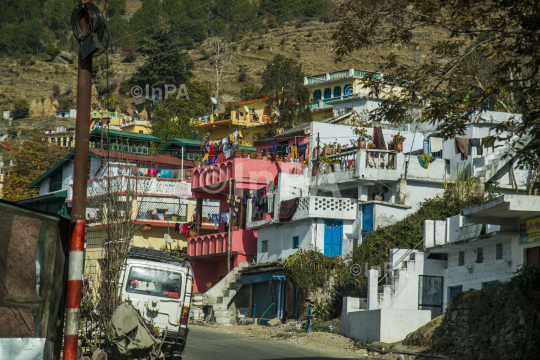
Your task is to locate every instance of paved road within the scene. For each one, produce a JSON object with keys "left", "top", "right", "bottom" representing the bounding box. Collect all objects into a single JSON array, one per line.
[{"left": 183, "top": 327, "right": 355, "bottom": 360}]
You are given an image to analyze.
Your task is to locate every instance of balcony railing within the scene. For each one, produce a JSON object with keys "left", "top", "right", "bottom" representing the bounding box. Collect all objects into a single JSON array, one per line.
[
  {"left": 364, "top": 149, "right": 397, "bottom": 170},
  {"left": 312, "top": 149, "right": 404, "bottom": 185},
  {"left": 291, "top": 196, "right": 357, "bottom": 221},
  {"left": 122, "top": 120, "right": 150, "bottom": 127},
  {"left": 138, "top": 201, "right": 188, "bottom": 222},
  {"left": 75, "top": 176, "right": 183, "bottom": 200},
  {"left": 305, "top": 68, "right": 389, "bottom": 85}
]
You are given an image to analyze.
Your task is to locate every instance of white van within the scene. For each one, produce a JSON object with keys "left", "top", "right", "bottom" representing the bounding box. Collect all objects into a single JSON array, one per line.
[{"left": 118, "top": 247, "right": 193, "bottom": 360}]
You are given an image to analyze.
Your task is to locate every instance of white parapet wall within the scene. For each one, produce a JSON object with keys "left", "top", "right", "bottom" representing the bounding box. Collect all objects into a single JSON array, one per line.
[{"left": 346, "top": 308, "right": 432, "bottom": 343}]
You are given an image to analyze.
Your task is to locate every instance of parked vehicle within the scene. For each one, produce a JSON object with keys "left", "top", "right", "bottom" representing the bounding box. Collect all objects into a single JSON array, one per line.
[{"left": 118, "top": 247, "right": 193, "bottom": 360}]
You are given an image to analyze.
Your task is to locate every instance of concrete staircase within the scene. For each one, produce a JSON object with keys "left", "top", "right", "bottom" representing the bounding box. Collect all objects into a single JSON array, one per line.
[
  {"left": 376, "top": 250, "right": 424, "bottom": 310},
  {"left": 202, "top": 262, "right": 249, "bottom": 326},
  {"left": 475, "top": 136, "right": 531, "bottom": 181}
]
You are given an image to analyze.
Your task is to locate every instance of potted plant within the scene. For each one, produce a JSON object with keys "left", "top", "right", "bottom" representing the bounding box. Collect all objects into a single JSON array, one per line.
[
  {"left": 192, "top": 160, "right": 200, "bottom": 167},
  {"left": 233, "top": 149, "right": 242, "bottom": 158},
  {"left": 313, "top": 146, "right": 320, "bottom": 158},
  {"left": 266, "top": 151, "right": 273, "bottom": 160},
  {"left": 241, "top": 151, "right": 249, "bottom": 159},
  {"left": 312, "top": 163, "right": 319, "bottom": 176},
  {"left": 333, "top": 158, "right": 341, "bottom": 172},
  {"left": 390, "top": 132, "right": 406, "bottom": 152},
  {"left": 322, "top": 143, "right": 331, "bottom": 156},
  {"left": 337, "top": 143, "right": 342, "bottom": 153},
  {"left": 188, "top": 220, "right": 197, "bottom": 237},
  {"left": 256, "top": 152, "right": 263, "bottom": 160},
  {"left": 368, "top": 143, "right": 378, "bottom": 158},
  {"left": 353, "top": 127, "right": 373, "bottom": 149}
]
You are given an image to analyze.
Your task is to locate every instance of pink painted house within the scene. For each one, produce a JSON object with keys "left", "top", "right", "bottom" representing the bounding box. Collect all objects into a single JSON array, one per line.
[{"left": 189, "top": 158, "right": 303, "bottom": 292}]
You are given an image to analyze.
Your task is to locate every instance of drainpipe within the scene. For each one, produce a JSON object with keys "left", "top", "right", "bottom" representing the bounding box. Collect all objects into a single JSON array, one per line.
[
  {"left": 228, "top": 179, "right": 232, "bottom": 274},
  {"left": 64, "top": 2, "right": 93, "bottom": 358}
]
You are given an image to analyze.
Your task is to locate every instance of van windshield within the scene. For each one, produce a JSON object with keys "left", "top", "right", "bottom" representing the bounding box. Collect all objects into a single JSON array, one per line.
[{"left": 126, "top": 266, "right": 183, "bottom": 298}]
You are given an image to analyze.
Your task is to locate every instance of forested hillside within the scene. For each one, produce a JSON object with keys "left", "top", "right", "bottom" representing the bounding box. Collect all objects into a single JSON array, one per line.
[{"left": 0, "top": 0, "right": 330, "bottom": 58}]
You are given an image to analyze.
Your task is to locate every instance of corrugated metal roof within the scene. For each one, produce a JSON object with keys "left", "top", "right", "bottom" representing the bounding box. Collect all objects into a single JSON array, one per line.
[
  {"left": 28, "top": 148, "right": 192, "bottom": 189},
  {"left": 89, "top": 128, "right": 162, "bottom": 142}
]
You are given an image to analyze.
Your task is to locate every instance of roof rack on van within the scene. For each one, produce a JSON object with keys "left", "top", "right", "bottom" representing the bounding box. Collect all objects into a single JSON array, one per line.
[{"left": 127, "top": 247, "right": 191, "bottom": 265}]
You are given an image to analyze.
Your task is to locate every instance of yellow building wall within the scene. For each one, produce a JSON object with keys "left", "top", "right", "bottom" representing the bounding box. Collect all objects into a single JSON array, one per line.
[
  {"left": 123, "top": 124, "right": 152, "bottom": 134},
  {"left": 312, "top": 109, "right": 334, "bottom": 122},
  {"left": 132, "top": 226, "right": 188, "bottom": 251}
]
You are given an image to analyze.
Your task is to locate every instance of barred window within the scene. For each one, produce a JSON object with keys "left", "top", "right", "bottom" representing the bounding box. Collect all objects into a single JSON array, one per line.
[{"left": 261, "top": 240, "right": 268, "bottom": 253}]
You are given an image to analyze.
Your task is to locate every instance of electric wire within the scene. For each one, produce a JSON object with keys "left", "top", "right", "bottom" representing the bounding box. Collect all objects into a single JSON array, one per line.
[{"left": 70, "top": 2, "right": 109, "bottom": 57}]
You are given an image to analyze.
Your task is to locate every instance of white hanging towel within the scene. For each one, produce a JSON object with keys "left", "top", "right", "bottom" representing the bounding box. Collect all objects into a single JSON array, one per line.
[{"left": 430, "top": 137, "right": 443, "bottom": 152}]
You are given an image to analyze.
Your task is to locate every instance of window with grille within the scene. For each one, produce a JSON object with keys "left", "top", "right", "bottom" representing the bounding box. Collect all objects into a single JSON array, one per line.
[
  {"left": 476, "top": 248, "right": 483, "bottom": 263},
  {"left": 292, "top": 236, "right": 299, "bottom": 249},
  {"left": 458, "top": 251, "right": 465, "bottom": 266},
  {"left": 261, "top": 240, "right": 268, "bottom": 253},
  {"left": 496, "top": 244, "right": 503, "bottom": 260}
]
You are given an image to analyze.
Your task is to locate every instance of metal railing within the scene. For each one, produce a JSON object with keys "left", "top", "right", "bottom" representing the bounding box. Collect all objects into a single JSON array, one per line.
[
  {"left": 138, "top": 201, "right": 187, "bottom": 221},
  {"left": 365, "top": 149, "right": 397, "bottom": 170}
]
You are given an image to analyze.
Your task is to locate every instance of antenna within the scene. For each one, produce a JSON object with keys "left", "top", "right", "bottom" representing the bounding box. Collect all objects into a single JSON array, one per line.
[
  {"left": 164, "top": 234, "right": 172, "bottom": 244},
  {"left": 211, "top": 97, "right": 217, "bottom": 104}
]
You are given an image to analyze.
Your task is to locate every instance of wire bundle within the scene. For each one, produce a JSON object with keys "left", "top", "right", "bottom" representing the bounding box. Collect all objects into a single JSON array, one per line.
[{"left": 70, "top": 2, "right": 109, "bottom": 58}]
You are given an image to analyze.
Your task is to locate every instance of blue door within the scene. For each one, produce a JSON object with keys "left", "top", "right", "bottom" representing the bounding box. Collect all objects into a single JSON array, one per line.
[
  {"left": 361, "top": 204, "right": 373, "bottom": 242},
  {"left": 324, "top": 220, "right": 343, "bottom": 257}
]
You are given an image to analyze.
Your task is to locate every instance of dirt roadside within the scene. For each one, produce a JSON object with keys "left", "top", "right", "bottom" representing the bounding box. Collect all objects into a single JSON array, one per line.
[{"left": 190, "top": 321, "right": 421, "bottom": 360}]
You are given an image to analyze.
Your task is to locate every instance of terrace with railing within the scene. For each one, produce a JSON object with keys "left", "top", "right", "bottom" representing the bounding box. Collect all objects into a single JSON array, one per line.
[
  {"left": 313, "top": 149, "right": 404, "bottom": 186},
  {"left": 194, "top": 111, "right": 272, "bottom": 127},
  {"left": 122, "top": 119, "right": 151, "bottom": 127},
  {"left": 305, "top": 68, "right": 387, "bottom": 85}
]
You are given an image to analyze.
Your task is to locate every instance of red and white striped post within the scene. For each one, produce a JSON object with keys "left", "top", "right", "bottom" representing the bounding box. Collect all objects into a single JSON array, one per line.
[
  {"left": 63, "top": 1, "right": 93, "bottom": 358},
  {"left": 63, "top": 221, "right": 86, "bottom": 359}
]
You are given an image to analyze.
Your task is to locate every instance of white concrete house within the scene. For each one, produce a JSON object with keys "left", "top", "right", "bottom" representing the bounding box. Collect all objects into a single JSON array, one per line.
[
  {"left": 424, "top": 194, "right": 540, "bottom": 309},
  {"left": 340, "top": 195, "right": 540, "bottom": 343}
]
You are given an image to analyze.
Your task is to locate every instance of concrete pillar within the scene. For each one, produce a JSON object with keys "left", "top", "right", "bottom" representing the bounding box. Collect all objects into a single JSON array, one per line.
[
  {"left": 358, "top": 184, "right": 369, "bottom": 202},
  {"left": 434, "top": 220, "right": 447, "bottom": 245},
  {"left": 196, "top": 198, "right": 203, "bottom": 236},
  {"left": 131, "top": 199, "right": 138, "bottom": 220},
  {"left": 341, "top": 296, "right": 361, "bottom": 336},
  {"left": 186, "top": 203, "right": 194, "bottom": 222},
  {"left": 424, "top": 220, "right": 434, "bottom": 249},
  {"left": 396, "top": 178, "right": 407, "bottom": 205},
  {"left": 367, "top": 268, "right": 379, "bottom": 310}
]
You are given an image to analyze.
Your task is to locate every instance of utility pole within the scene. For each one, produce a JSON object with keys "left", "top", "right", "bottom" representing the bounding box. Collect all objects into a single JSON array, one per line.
[{"left": 63, "top": 2, "right": 93, "bottom": 360}]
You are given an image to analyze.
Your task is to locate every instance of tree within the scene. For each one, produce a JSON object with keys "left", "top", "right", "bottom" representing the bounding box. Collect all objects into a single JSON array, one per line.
[
  {"left": 332, "top": 0, "right": 540, "bottom": 166},
  {"left": 258, "top": 55, "right": 312, "bottom": 138},
  {"left": 239, "top": 85, "right": 262, "bottom": 101},
  {"left": 151, "top": 80, "right": 211, "bottom": 143},
  {"left": 207, "top": 37, "right": 234, "bottom": 111},
  {"left": 14, "top": 97, "right": 29, "bottom": 117},
  {"left": 3, "top": 136, "right": 69, "bottom": 201},
  {"left": 129, "top": 31, "right": 194, "bottom": 91}
]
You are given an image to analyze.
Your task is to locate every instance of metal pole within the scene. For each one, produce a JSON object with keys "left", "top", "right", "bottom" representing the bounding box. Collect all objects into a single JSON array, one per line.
[
  {"left": 228, "top": 179, "right": 232, "bottom": 274},
  {"left": 181, "top": 146, "right": 184, "bottom": 181},
  {"left": 64, "top": 2, "right": 92, "bottom": 359}
]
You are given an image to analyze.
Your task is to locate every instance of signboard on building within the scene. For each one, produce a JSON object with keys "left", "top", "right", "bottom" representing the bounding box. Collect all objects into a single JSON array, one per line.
[{"left": 519, "top": 217, "right": 540, "bottom": 243}]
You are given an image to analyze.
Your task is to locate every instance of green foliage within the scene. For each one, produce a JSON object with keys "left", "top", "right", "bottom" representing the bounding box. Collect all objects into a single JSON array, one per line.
[
  {"left": 258, "top": 55, "right": 312, "bottom": 138},
  {"left": 350, "top": 194, "right": 484, "bottom": 292},
  {"left": 239, "top": 85, "right": 261, "bottom": 101},
  {"left": 284, "top": 248, "right": 340, "bottom": 292},
  {"left": 150, "top": 80, "right": 210, "bottom": 143},
  {"left": 104, "top": 97, "right": 119, "bottom": 110},
  {"left": 45, "top": 46, "right": 60, "bottom": 58},
  {"left": 332, "top": 0, "right": 540, "bottom": 165},
  {"left": 14, "top": 97, "right": 29, "bottom": 117},
  {"left": 129, "top": 31, "right": 194, "bottom": 91}
]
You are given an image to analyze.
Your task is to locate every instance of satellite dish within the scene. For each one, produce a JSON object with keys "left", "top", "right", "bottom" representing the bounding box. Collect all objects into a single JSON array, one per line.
[
  {"left": 211, "top": 97, "right": 217, "bottom": 104},
  {"left": 244, "top": 106, "right": 250, "bottom": 113},
  {"left": 164, "top": 234, "right": 172, "bottom": 244},
  {"left": 135, "top": 110, "right": 139, "bottom": 114}
]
